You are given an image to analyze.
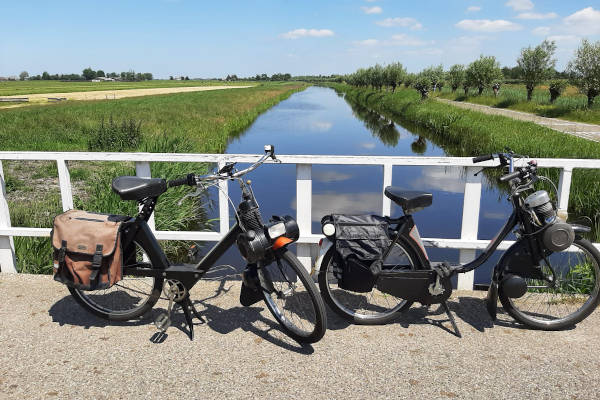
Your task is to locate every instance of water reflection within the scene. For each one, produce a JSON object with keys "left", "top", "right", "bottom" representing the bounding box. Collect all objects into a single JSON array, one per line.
[
  {"left": 411, "top": 136, "right": 427, "bottom": 154},
  {"left": 347, "top": 96, "right": 401, "bottom": 147},
  {"left": 200, "top": 86, "right": 516, "bottom": 285}
]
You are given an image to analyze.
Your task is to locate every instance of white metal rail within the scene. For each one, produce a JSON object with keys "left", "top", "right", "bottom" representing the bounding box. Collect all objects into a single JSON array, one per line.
[{"left": 1, "top": 151, "right": 598, "bottom": 290}]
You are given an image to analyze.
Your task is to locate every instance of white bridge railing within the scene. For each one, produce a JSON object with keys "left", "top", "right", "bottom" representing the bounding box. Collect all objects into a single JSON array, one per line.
[{"left": 1, "top": 151, "right": 599, "bottom": 290}]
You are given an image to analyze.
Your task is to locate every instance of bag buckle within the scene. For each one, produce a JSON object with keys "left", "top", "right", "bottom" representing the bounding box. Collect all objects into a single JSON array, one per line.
[
  {"left": 89, "top": 244, "right": 103, "bottom": 281},
  {"left": 58, "top": 240, "right": 67, "bottom": 263}
]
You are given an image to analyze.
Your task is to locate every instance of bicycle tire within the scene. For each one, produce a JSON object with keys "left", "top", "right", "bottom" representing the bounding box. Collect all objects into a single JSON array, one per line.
[
  {"left": 69, "top": 240, "right": 164, "bottom": 321},
  {"left": 259, "top": 249, "right": 327, "bottom": 343},
  {"left": 318, "top": 236, "right": 420, "bottom": 325},
  {"left": 499, "top": 238, "right": 600, "bottom": 330}
]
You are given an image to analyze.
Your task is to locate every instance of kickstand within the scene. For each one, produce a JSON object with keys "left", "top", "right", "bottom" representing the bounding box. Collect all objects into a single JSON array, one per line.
[
  {"left": 179, "top": 297, "right": 204, "bottom": 341},
  {"left": 441, "top": 301, "right": 461, "bottom": 338}
]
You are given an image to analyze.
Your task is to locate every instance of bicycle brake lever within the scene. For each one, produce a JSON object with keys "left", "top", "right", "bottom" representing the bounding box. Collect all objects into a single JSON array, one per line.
[{"left": 177, "top": 186, "right": 204, "bottom": 205}]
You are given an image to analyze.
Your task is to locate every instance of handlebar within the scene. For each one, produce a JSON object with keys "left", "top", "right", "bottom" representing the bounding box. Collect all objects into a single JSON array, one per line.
[
  {"left": 499, "top": 171, "right": 521, "bottom": 182},
  {"left": 472, "top": 154, "right": 494, "bottom": 163},
  {"left": 167, "top": 145, "right": 278, "bottom": 188},
  {"left": 168, "top": 173, "right": 196, "bottom": 187}
]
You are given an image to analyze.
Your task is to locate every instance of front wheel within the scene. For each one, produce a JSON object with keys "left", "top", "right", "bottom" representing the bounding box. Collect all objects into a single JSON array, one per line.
[
  {"left": 258, "top": 249, "right": 327, "bottom": 343},
  {"left": 499, "top": 238, "right": 600, "bottom": 330}
]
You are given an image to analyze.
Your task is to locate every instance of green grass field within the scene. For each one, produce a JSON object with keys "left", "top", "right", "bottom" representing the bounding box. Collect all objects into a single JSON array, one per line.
[
  {"left": 1, "top": 82, "right": 306, "bottom": 272},
  {"left": 435, "top": 84, "right": 600, "bottom": 125},
  {"left": 0, "top": 79, "right": 250, "bottom": 96},
  {"left": 328, "top": 83, "right": 600, "bottom": 240}
]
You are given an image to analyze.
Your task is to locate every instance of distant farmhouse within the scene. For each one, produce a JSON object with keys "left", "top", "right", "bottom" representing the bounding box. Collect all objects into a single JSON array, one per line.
[
  {"left": 91, "top": 77, "right": 117, "bottom": 82},
  {"left": 0, "top": 76, "right": 18, "bottom": 81}
]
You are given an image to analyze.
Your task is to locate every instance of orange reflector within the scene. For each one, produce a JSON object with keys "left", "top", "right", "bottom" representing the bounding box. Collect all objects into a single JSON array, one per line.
[{"left": 272, "top": 236, "right": 293, "bottom": 250}]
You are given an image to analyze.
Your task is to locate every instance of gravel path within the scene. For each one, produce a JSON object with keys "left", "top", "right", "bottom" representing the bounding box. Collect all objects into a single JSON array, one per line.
[
  {"left": 1, "top": 273, "right": 599, "bottom": 399},
  {"left": 436, "top": 98, "right": 600, "bottom": 142}
]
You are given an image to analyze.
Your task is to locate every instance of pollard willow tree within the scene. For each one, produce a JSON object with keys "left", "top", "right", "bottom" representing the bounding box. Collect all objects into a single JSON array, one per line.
[
  {"left": 421, "top": 65, "right": 444, "bottom": 92},
  {"left": 517, "top": 40, "right": 557, "bottom": 101},
  {"left": 466, "top": 55, "right": 503, "bottom": 95},
  {"left": 567, "top": 39, "right": 600, "bottom": 106},
  {"left": 384, "top": 62, "right": 407, "bottom": 92},
  {"left": 447, "top": 64, "right": 465, "bottom": 93}
]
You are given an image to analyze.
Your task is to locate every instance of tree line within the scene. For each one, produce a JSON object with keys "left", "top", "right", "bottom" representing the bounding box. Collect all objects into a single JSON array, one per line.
[
  {"left": 345, "top": 39, "right": 600, "bottom": 106},
  {"left": 20, "top": 67, "right": 153, "bottom": 81}
]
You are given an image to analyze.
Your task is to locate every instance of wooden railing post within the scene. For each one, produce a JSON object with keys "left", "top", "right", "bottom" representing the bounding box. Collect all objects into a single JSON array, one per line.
[
  {"left": 382, "top": 164, "right": 392, "bottom": 216},
  {"left": 457, "top": 167, "right": 482, "bottom": 290},
  {"left": 558, "top": 167, "right": 572, "bottom": 211},
  {"left": 296, "top": 164, "right": 312, "bottom": 271},
  {"left": 0, "top": 161, "right": 17, "bottom": 273},
  {"left": 135, "top": 161, "right": 155, "bottom": 230},
  {"left": 56, "top": 159, "right": 73, "bottom": 211},
  {"left": 217, "top": 160, "right": 230, "bottom": 235}
]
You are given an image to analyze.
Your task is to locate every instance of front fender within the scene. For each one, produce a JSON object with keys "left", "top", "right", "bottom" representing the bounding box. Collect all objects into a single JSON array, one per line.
[{"left": 311, "top": 237, "right": 333, "bottom": 277}]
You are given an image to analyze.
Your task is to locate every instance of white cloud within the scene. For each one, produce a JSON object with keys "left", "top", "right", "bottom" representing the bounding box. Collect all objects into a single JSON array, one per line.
[
  {"left": 532, "top": 26, "right": 551, "bottom": 36},
  {"left": 563, "top": 7, "right": 600, "bottom": 35},
  {"left": 390, "top": 34, "right": 433, "bottom": 47},
  {"left": 281, "top": 28, "right": 334, "bottom": 39},
  {"left": 409, "top": 167, "right": 465, "bottom": 194},
  {"left": 308, "top": 192, "right": 382, "bottom": 221},
  {"left": 547, "top": 35, "right": 581, "bottom": 45},
  {"left": 455, "top": 19, "right": 522, "bottom": 32},
  {"left": 402, "top": 47, "right": 444, "bottom": 56},
  {"left": 505, "top": 0, "right": 534, "bottom": 11},
  {"left": 467, "top": 6, "right": 481, "bottom": 12},
  {"left": 361, "top": 6, "right": 382, "bottom": 15},
  {"left": 313, "top": 171, "right": 352, "bottom": 183},
  {"left": 310, "top": 121, "right": 333, "bottom": 131},
  {"left": 354, "top": 39, "right": 379, "bottom": 46},
  {"left": 517, "top": 12, "right": 558, "bottom": 20},
  {"left": 360, "top": 142, "right": 376, "bottom": 149},
  {"left": 376, "top": 17, "right": 422, "bottom": 30}
]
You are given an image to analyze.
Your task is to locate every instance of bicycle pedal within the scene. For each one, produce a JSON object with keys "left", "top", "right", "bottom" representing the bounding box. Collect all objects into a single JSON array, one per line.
[{"left": 154, "top": 312, "right": 171, "bottom": 332}]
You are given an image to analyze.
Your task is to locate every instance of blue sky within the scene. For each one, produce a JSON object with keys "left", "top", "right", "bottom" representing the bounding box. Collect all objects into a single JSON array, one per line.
[{"left": 1, "top": 0, "right": 599, "bottom": 78}]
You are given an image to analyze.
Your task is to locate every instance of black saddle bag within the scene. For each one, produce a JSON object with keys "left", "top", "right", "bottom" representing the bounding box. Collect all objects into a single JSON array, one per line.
[{"left": 330, "top": 214, "right": 391, "bottom": 293}]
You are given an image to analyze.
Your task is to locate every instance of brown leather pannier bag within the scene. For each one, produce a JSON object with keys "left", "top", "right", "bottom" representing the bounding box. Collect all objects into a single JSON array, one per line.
[{"left": 51, "top": 210, "right": 128, "bottom": 290}]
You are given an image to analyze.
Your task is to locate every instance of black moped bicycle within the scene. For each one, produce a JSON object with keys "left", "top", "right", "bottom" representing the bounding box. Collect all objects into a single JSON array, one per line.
[
  {"left": 69, "top": 145, "right": 327, "bottom": 343},
  {"left": 318, "top": 150, "right": 600, "bottom": 335}
]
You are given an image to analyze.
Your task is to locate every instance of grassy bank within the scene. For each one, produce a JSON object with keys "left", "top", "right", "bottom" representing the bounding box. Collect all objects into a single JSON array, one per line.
[
  {"left": 327, "top": 83, "right": 600, "bottom": 237},
  {"left": 2, "top": 82, "right": 307, "bottom": 272},
  {"left": 0, "top": 79, "right": 249, "bottom": 96},
  {"left": 435, "top": 84, "right": 600, "bottom": 125}
]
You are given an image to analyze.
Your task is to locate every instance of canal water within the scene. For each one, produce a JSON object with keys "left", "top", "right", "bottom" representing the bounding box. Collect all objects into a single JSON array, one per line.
[{"left": 203, "top": 86, "right": 514, "bottom": 285}]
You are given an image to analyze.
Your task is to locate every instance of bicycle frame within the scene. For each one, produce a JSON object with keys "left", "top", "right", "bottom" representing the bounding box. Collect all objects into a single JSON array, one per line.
[{"left": 120, "top": 196, "right": 243, "bottom": 289}]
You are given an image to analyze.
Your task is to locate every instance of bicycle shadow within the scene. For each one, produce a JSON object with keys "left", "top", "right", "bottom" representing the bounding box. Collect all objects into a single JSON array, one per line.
[
  {"left": 47, "top": 280, "right": 314, "bottom": 354},
  {"left": 320, "top": 290, "right": 535, "bottom": 335},
  {"left": 175, "top": 280, "right": 315, "bottom": 354}
]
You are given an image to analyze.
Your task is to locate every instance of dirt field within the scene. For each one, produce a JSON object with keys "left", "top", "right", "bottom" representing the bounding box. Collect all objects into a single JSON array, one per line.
[{"left": 0, "top": 85, "right": 253, "bottom": 109}]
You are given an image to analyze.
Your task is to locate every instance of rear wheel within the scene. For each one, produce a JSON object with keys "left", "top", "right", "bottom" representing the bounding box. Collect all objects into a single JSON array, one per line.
[
  {"left": 499, "top": 238, "right": 600, "bottom": 330},
  {"left": 318, "top": 238, "right": 419, "bottom": 325},
  {"left": 69, "top": 240, "right": 163, "bottom": 321},
  {"left": 259, "top": 249, "right": 327, "bottom": 343}
]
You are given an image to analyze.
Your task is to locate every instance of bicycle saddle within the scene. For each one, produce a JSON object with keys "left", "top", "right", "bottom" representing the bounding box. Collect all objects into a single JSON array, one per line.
[
  {"left": 112, "top": 176, "right": 167, "bottom": 201},
  {"left": 384, "top": 187, "right": 432, "bottom": 213}
]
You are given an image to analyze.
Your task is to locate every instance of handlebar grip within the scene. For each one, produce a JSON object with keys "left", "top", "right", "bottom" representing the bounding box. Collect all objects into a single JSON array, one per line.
[
  {"left": 472, "top": 154, "right": 494, "bottom": 163},
  {"left": 499, "top": 171, "right": 521, "bottom": 182},
  {"left": 168, "top": 173, "right": 196, "bottom": 187}
]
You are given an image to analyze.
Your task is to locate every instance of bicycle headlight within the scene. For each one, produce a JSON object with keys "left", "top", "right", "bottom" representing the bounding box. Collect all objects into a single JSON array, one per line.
[
  {"left": 267, "top": 222, "right": 286, "bottom": 239},
  {"left": 322, "top": 223, "right": 335, "bottom": 237}
]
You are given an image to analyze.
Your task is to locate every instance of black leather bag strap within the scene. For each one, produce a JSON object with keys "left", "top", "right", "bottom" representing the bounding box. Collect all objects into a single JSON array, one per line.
[{"left": 89, "top": 244, "right": 103, "bottom": 281}]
